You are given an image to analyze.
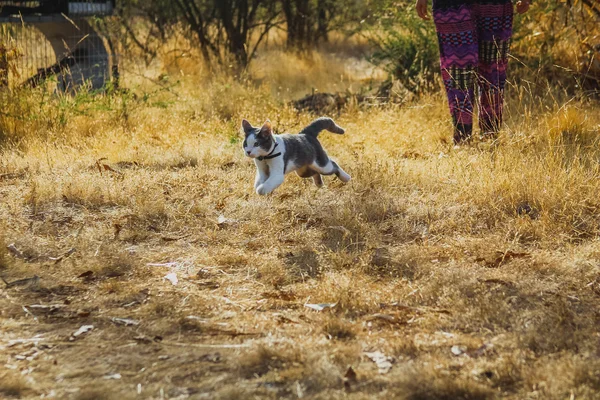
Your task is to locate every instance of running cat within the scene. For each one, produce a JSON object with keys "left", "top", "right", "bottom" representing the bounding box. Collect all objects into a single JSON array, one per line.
[{"left": 242, "top": 117, "right": 351, "bottom": 195}]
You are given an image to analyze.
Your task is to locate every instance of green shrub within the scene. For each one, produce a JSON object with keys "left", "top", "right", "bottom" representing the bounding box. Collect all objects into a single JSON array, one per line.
[{"left": 367, "top": 3, "right": 440, "bottom": 94}]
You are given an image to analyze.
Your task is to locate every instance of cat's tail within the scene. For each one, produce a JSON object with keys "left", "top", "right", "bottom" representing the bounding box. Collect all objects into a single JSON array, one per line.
[{"left": 300, "top": 117, "right": 345, "bottom": 137}]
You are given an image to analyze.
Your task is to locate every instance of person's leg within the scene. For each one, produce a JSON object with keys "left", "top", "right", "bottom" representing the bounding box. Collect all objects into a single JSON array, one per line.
[
  {"left": 433, "top": 0, "right": 478, "bottom": 144},
  {"left": 475, "top": 0, "right": 513, "bottom": 136}
]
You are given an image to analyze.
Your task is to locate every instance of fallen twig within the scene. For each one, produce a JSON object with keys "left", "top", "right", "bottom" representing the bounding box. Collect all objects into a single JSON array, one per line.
[
  {"left": 49, "top": 248, "right": 76, "bottom": 264},
  {"left": 7, "top": 243, "right": 26, "bottom": 259},
  {"left": 22, "top": 306, "right": 39, "bottom": 322},
  {"left": 4, "top": 275, "right": 40, "bottom": 288},
  {"left": 160, "top": 341, "right": 251, "bottom": 349},
  {"left": 161, "top": 234, "right": 192, "bottom": 242},
  {"left": 385, "top": 302, "right": 451, "bottom": 315}
]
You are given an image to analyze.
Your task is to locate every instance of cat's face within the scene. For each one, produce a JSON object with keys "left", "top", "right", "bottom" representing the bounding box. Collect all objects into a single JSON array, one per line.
[{"left": 242, "top": 119, "right": 274, "bottom": 159}]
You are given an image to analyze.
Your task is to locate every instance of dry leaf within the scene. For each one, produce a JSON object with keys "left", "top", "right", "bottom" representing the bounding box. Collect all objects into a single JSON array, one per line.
[
  {"left": 7, "top": 336, "right": 45, "bottom": 347},
  {"left": 296, "top": 382, "right": 305, "bottom": 399},
  {"left": 221, "top": 161, "right": 236, "bottom": 170},
  {"left": 364, "top": 351, "right": 394, "bottom": 374},
  {"left": 72, "top": 325, "right": 94, "bottom": 339},
  {"left": 95, "top": 158, "right": 107, "bottom": 173},
  {"left": 4, "top": 275, "right": 40, "bottom": 289},
  {"left": 147, "top": 262, "right": 180, "bottom": 268},
  {"left": 49, "top": 248, "right": 76, "bottom": 264},
  {"left": 95, "top": 158, "right": 123, "bottom": 176},
  {"left": 78, "top": 271, "right": 94, "bottom": 280},
  {"left": 469, "top": 343, "right": 493, "bottom": 358},
  {"left": 481, "top": 278, "right": 514, "bottom": 287},
  {"left": 217, "top": 215, "right": 238, "bottom": 227},
  {"left": 161, "top": 234, "right": 191, "bottom": 242},
  {"left": 164, "top": 273, "right": 178, "bottom": 286},
  {"left": 368, "top": 313, "right": 395, "bottom": 322},
  {"left": 364, "top": 313, "right": 407, "bottom": 324},
  {"left": 451, "top": 345, "right": 467, "bottom": 356},
  {"left": 344, "top": 366, "right": 358, "bottom": 390},
  {"left": 274, "top": 313, "right": 299, "bottom": 324},
  {"left": 385, "top": 302, "right": 452, "bottom": 315},
  {"left": 304, "top": 303, "right": 337, "bottom": 311},
  {"left": 133, "top": 335, "right": 152, "bottom": 344},
  {"left": 27, "top": 304, "right": 65, "bottom": 313},
  {"left": 262, "top": 290, "right": 297, "bottom": 301},
  {"left": 121, "top": 289, "right": 149, "bottom": 308},
  {"left": 477, "top": 250, "right": 531, "bottom": 268},
  {"left": 6, "top": 243, "right": 26, "bottom": 259},
  {"left": 111, "top": 317, "right": 140, "bottom": 326},
  {"left": 199, "top": 353, "right": 221, "bottom": 363}
]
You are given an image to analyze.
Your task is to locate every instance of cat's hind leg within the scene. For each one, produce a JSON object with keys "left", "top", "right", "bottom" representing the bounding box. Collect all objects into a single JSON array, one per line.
[
  {"left": 311, "top": 159, "right": 351, "bottom": 183},
  {"left": 312, "top": 174, "right": 324, "bottom": 187},
  {"left": 331, "top": 160, "right": 351, "bottom": 183},
  {"left": 297, "top": 167, "right": 324, "bottom": 187}
]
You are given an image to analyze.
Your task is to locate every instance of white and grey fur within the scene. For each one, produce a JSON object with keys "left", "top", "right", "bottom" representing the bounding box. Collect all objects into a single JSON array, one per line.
[{"left": 242, "top": 117, "right": 351, "bottom": 195}]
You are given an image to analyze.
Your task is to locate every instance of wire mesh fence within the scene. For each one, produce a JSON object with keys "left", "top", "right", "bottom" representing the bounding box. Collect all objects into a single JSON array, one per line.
[
  {"left": 0, "top": 24, "right": 54, "bottom": 87},
  {"left": 0, "top": 1, "right": 117, "bottom": 90}
]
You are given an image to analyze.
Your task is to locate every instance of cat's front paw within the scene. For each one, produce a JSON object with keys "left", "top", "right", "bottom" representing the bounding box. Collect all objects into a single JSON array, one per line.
[{"left": 256, "top": 185, "right": 272, "bottom": 196}]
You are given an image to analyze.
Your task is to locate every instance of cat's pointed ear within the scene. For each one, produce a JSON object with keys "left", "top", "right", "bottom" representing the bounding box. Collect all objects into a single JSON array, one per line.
[
  {"left": 260, "top": 119, "right": 273, "bottom": 136},
  {"left": 241, "top": 119, "right": 254, "bottom": 135}
]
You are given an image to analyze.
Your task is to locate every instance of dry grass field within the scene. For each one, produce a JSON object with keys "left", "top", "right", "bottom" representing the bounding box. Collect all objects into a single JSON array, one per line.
[{"left": 1, "top": 43, "right": 600, "bottom": 400}]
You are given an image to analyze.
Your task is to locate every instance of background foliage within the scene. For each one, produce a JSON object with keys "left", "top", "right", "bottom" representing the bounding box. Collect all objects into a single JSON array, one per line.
[{"left": 114, "top": 0, "right": 599, "bottom": 93}]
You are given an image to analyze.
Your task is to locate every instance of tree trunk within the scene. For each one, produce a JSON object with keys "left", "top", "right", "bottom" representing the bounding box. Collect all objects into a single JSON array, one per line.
[
  {"left": 281, "top": 0, "right": 296, "bottom": 48},
  {"left": 217, "top": 0, "right": 250, "bottom": 67},
  {"left": 297, "top": 0, "right": 310, "bottom": 48},
  {"left": 317, "top": 0, "right": 329, "bottom": 43},
  {"left": 282, "top": 0, "right": 314, "bottom": 50}
]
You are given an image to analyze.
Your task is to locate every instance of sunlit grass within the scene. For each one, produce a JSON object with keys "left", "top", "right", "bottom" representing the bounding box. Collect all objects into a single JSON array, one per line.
[{"left": 0, "top": 44, "right": 599, "bottom": 399}]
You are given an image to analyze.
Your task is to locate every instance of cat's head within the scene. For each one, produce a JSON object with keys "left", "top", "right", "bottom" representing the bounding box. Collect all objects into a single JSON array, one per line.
[{"left": 241, "top": 119, "right": 274, "bottom": 159}]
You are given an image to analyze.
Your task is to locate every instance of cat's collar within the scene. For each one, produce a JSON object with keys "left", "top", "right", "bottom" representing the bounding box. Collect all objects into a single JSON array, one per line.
[{"left": 257, "top": 142, "right": 281, "bottom": 161}]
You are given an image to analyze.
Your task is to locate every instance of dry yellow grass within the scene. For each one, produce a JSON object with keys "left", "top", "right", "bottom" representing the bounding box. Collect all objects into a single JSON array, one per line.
[{"left": 1, "top": 45, "right": 600, "bottom": 400}]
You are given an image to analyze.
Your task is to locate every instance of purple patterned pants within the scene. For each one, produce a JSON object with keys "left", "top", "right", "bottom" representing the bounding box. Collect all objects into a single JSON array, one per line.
[{"left": 433, "top": 0, "right": 514, "bottom": 143}]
